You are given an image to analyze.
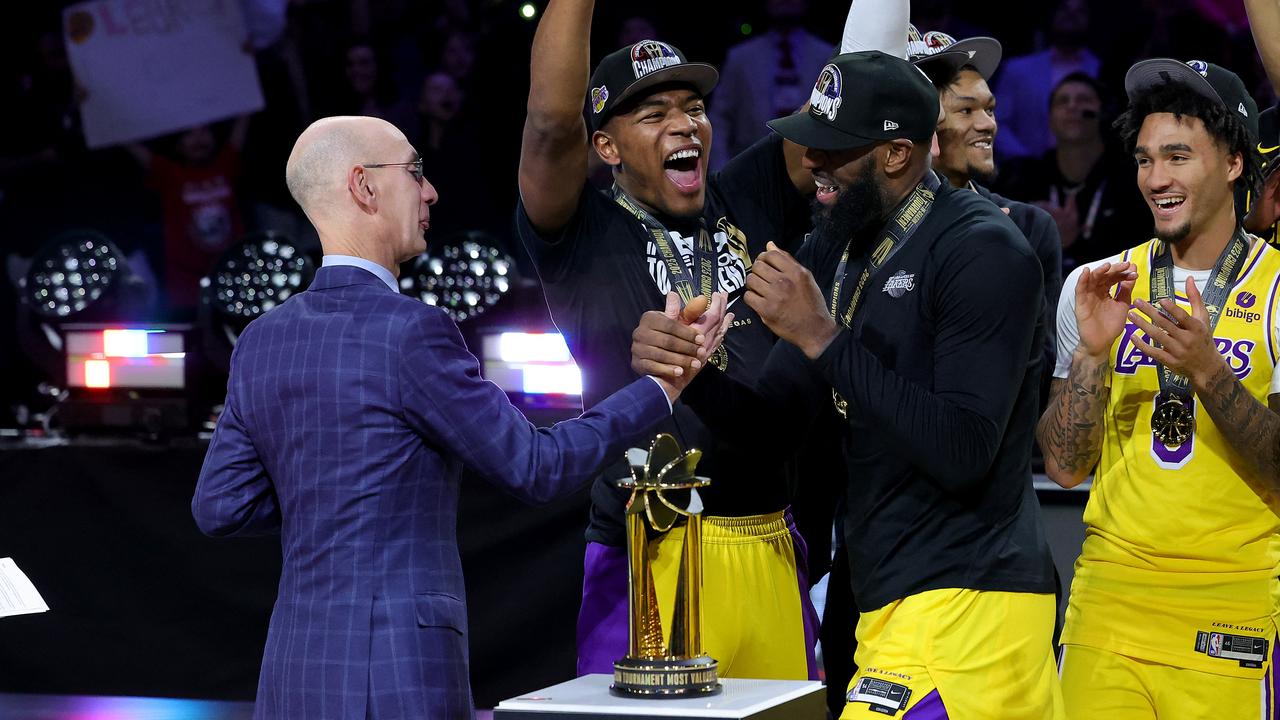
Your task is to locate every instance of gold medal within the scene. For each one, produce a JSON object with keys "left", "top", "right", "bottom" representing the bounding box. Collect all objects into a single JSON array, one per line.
[{"left": 1151, "top": 395, "right": 1195, "bottom": 447}]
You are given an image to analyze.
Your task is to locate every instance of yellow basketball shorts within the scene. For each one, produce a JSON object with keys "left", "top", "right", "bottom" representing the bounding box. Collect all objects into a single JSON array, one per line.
[
  {"left": 648, "top": 511, "right": 815, "bottom": 679},
  {"left": 839, "top": 588, "right": 1064, "bottom": 719},
  {"left": 1060, "top": 643, "right": 1279, "bottom": 719}
]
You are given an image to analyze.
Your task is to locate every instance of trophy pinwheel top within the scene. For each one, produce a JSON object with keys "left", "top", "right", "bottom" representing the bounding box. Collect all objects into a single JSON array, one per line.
[
  {"left": 617, "top": 433, "right": 711, "bottom": 533},
  {"left": 611, "top": 433, "right": 720, "bottom": 698}
]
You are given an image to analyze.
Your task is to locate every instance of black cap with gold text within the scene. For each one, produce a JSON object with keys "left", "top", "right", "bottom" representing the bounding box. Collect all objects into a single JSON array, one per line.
[{"left": 767, "top": 51, "right": 939, "bottom": 152}]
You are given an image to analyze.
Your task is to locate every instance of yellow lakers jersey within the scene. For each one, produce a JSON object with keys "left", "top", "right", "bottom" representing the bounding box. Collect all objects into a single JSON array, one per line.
[{"left": 1062, "top": 236, "right": 1280, "bottom": 679}]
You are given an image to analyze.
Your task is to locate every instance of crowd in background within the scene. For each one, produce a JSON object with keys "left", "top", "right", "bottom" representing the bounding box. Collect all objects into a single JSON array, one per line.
[{"left": 0, "top": 0, "right": 1269, "bottom": 398}]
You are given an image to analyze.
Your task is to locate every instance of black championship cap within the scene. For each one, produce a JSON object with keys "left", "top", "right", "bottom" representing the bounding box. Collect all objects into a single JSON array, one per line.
[
  {"left": 587, "top": 39, "right": 718, "bottom": 132},
  {"left": 1125, "top": 58, "right": 1259, "bottom": 139},
  {"left": 905, "top": 24, "right": 1002, "bottom": 80},
  {"left": 1258, "top": 104, "right": 1279, "bottom": 180},
  {"left": 767, "top": 50, "right": 939, "bottom": 152}
]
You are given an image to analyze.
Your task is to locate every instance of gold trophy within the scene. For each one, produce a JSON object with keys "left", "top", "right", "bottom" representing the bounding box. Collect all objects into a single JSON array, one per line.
[{"left": 610, "top": 434, "right": 721, "bottom": 698}]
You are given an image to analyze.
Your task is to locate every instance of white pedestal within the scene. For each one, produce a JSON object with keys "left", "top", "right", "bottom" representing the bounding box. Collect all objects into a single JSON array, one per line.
[{"left": 493, "top": 674, "right": 826, "bottom": 719}]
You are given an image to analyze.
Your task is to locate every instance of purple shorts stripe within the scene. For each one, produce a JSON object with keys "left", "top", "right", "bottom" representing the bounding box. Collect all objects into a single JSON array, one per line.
[
  {"left": 903, "top": 690, "right": 948, "bottom": 719},
  {"left": 784, "top": 511, "right": 821, "bottom": 681},
  {"left": 1269, "top": 636, "right": 1278, "bottom": 720},
  {"left": 575, "top": 541, "right": 629, "bottom": 676}
]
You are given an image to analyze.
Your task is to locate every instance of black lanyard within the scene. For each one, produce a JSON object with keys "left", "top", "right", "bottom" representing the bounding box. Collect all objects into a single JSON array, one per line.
[
  {"left": 829, "top": 171, "right": 940, "bottom": 331},
  {"left": 612, "top": 185, "right": 715, "bottom": 305},
  {"left": 828, "top": 171, "right": 940, "bottom": 418},
  {"left": 1148, "top": 229, "right": 1250, "bottom": 446}
]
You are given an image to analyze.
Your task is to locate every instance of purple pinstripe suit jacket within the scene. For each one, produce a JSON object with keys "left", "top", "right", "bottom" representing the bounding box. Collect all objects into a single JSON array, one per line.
[{"left": 193, "top": 265, "right": 669, "bottom": 719}]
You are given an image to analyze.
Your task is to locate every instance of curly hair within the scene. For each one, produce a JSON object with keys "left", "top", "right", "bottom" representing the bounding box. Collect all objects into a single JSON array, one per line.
[{"left": 1114, "top": 80, "right": 1261, "bottom": 199}]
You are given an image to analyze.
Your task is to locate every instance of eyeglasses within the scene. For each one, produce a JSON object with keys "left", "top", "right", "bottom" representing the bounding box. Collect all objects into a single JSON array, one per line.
[{"left": 363, "top": 159, "right": 424, "bottom": 184}]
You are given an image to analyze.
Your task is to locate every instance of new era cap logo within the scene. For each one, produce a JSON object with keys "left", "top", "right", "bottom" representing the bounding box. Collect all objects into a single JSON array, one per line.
[
  {"left": 810, "top": 64, "right": 843, "bottom": 122},
  {"left": 1239, "top": 102, "right": 1249, "bottom": 117},
  {"left": 884, "top": 120, "right": 899, "bottom": 131},
  {"left": 630, "top": 40, "right": 681, "bottom": 79}
]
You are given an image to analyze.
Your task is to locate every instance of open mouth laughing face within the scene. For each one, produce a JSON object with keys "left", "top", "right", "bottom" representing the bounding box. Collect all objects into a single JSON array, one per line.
[{"left": 596, "top": 86, "right": 711, "bottom": 218}]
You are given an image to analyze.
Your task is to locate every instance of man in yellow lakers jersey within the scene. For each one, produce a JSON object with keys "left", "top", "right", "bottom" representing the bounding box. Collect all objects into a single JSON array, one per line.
[{"left": 1037, "top": 58, "right": 1280, "bottom": 718}]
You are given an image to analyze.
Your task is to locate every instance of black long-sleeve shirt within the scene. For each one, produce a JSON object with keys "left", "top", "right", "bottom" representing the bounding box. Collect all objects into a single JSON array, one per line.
[{"left": 684, "top": 182, "right": 1056, "bottom": 610}]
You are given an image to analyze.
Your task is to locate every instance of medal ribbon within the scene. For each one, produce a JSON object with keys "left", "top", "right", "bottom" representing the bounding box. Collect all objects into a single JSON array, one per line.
[
  {"left": 612, "top": 185, "right": 715, "bottom": 305},
  {"left": 829, "top": 171, "right": 941, "bottom": 331},
  {"left": 827, "top": 171, "right": 941, "bottom": 418},
  {"left": 1149, "top": 228, "right": 1250, "bottom": 402}
]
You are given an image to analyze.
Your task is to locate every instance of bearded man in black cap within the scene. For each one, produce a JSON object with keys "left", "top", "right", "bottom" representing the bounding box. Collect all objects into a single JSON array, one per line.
[
  {"left": 516, "top": 0, "right": 831, "bottom": 680},
  {"left": 633, "top": 50, "right": 1064, "bottom": 719}
]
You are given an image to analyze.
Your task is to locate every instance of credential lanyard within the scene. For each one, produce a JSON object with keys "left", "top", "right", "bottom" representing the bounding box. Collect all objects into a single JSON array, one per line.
[
  {"left": 829, "top": 170, "right": 941, "bottom": 331},
  {"left": 1149, "top": 229, "right": 1250, "bottom": 400},
  {"left": 612, "top": 185, "right": 715, "bottom": 304}
]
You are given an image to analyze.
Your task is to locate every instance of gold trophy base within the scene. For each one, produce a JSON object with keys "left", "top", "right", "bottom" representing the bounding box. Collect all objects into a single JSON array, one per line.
[{"left": 610, "top": 655, "right": 721, "bottom": 698}]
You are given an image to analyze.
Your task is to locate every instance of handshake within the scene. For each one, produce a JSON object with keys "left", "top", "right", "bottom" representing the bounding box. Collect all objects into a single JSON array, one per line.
[
  {"left": 632, "top": 242, "right": 844, "bottom": 402},
  {"left": 631, "top": 291, "right": 734, "bottom": 402}
]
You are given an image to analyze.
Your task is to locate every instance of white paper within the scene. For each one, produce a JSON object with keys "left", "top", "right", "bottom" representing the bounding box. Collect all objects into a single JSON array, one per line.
[
  {"left": 0, "top": 558, "right": 50, "bottom": 618},
  {"left": 63, "top": 0, "right": 265, "bottom": 148}
]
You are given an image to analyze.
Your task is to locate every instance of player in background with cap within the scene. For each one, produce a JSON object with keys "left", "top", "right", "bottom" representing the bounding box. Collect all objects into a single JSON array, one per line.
[
  {"left": 903, "top": 27, "right": 1063, "bottom": 401},
  {"left": 1246, "top": 107, "right": 1280, "bottom": 242},
  {"left": 1037, "top": 58, "right": 1280, "bottom": 718},
  {"left": 634, "top": 50, "right": 1063, "bottom": 719},
  {"left": 516, "top": 0, "right": 835, "bottom": 680}
]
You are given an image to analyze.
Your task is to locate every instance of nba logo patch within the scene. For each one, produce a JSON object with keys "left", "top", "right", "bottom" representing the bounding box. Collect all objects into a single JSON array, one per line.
[
  {"left": 591, "top": 86, "right": 609, "bottom": 114},
  {"left": 631, "top": 40, "right": 681, "bottom": 79},
  {"left": 1186, "top": 60, "right": 1210, "bottom": 77},
  {"left": 810, "top": 64, "right": 843, "bottom": 121}
]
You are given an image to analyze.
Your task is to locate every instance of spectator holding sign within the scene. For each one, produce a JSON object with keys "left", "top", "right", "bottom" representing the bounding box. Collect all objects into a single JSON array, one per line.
[{"left": 127, "top": 116, "right": 250, "bottom": 315}]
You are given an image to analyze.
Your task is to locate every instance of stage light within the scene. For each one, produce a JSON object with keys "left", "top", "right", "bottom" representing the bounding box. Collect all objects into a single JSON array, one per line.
[
  {"left": 84, "top": 360, "right": 111, "bottom": 389},
  {"left": 498, "top": 332, "right": 573, "bottom": 364},
  {"left": 480, "top": 331, "right": 583, "bottom": 404},
  {"left": 520, "top": 2, "right": 538, "bottom": 19},
  {"left": 401, "top": 232, "right": 515, "bottom": 322},
  {"left": 21, "top": 230, "right": 129, "bottom": 320},
  {"left": 208, "top": 231, "right": 313, "bottom": 320}
]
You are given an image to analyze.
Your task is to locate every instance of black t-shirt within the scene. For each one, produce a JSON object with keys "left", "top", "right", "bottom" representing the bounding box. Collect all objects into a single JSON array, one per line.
[
  {"left": 975, "top": 184, "right": 1063, "bottom": 409},
  {"left": 684, "top": 181, "right": 1057, "bottom": 610},
  {"left": 515, "top": 135, "right": 810, "bottom": 546}
]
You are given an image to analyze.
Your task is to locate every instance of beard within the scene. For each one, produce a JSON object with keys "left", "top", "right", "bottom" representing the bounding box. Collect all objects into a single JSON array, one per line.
[
  {"left": 1155, "top": 220, "right": 1193, "bottom": 246},
  {"left": 967, "top": 160, "right": 998, "bottom": 188},
  {"left": 806, "top": 161, "right": 888, "bottom": 276}
]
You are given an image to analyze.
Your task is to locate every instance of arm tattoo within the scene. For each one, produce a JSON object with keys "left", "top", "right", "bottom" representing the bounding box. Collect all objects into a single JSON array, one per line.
[
  {"left": 1197, "top": 364, "right": 1280, "bottom": 511},
  {"left": 1037, "top": 353, "right": 1110, "bottom": 484}
]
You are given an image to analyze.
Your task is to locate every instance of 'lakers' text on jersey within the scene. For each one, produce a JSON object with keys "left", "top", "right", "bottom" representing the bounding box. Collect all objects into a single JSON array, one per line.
[{"left": 1062, "top": 237, "right": 1280, "bottom": 679}]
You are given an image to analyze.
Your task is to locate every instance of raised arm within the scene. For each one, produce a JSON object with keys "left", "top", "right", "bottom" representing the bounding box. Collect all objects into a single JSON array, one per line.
[
  {"left": 518, "top": 0, "right": 594, "bottom": 233},
  {"left": 842, "top": 0, "right": 908, "bottom": 58},
  {"left": 1036, "top": 262, "right": 1136, "bottom": 488},
  {"left": 1246, "top": 0, "right": 1280, "bottom": 94}
]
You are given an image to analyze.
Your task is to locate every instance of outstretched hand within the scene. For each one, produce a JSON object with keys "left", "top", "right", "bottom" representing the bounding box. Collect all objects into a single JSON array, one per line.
[{"left": 632, "top": 292, "right": 734, "bottom": 400}]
